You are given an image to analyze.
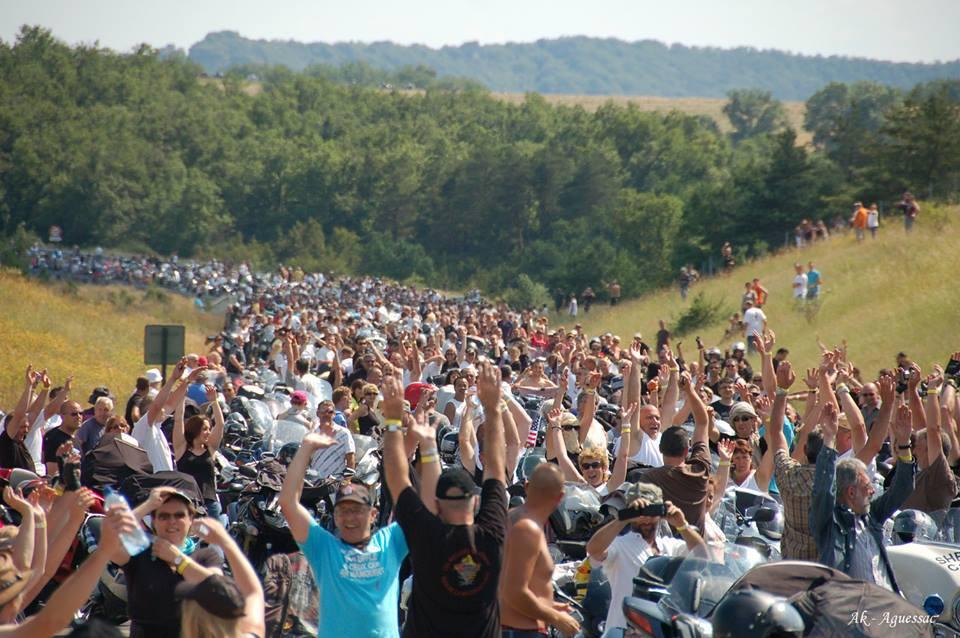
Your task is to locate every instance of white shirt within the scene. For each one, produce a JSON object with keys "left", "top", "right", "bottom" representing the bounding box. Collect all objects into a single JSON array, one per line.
[
  {"left": 867, "top": 210, "right": 879, "bottom": 228},
  {"left": 132, "top": 413, "right": 174, "bottom": 472},
  {"left": 308, "top": 425, "right": 356, "bottom": 478},
  {"left": 26, "top": 412, "right": 61, "bottom": 475},
  {"left": 601, "top": 532, "right": 687, "bottom": 630},
  {"left": 743, "top": 307, "right": 767, "bottom": 337},
  {"left": 615, "top": 430, "right": 663, "bottom": 468},
  {"left": 793, "top": 273, "right": 808, "bottom": 298}
]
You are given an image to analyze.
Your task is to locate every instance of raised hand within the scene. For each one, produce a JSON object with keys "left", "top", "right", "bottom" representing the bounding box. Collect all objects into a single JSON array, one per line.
[
  {"left": 476, "top": 362, "right": 501, "bottom": 408},
  {"left": 717, "top": 438, "right": 735, "bottom": 461},
  {"left": 906, "top": 362, "right": 922, "bottom": 391},
  {"left": 40, "top": 369, "right": 51, "bottom": 389},
  {"left": 820, "top": 402, "right": 839, "bottom": 440},
  {"left": 629, "top": 343, "right": 646, "bottom": 364},
  {"left": 380, "top": 371, "right": 404, "bottom": 419},
  {"left": 678, "top": 371, "right": 692, "bottom": 392},
  {"left": 151, "top": 537, "right": 182, "bottom": 564},
  {"left": 776, "top": 360, "right": 795, "bottom": 389},
  {"left": 754, "top": 395, "right": 773, "bottom": 419},
  {"left": 67, "top": 487, "right": 97, "bottom": 517},
  {"left": 547, "top": 406, "right": 563, "bottom": 428},
  {"left": 3, "top": 487, "right": 32, "bottom": 517},
  {"left": 803, "top": 368, "right": 820, "bottom": 390},
  {"left": 878, "top": 373, "right": 895, "bottom": 404},
  {"left": 927, "top": 365, "right": 945, "bottom": 390},
  {"left": 893, "top": 404, "right": 913, "bottom": 445},
  {"left": 99, "top": 508, "right": 139, "bottom": 560},
  {"left": 665, "top": 501, "right": 688, "bottom": 529},
  {"left": 302, "top": 432, "right": 337, "bottom": 450},
  {"left": 204, "top": 384, "right": 218, "bottom": 403},
  {"left": 191, "top": 517, "right": 230, "bottom": 546}
]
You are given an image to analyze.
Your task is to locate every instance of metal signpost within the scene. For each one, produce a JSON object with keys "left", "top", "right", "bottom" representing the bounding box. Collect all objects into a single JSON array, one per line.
[{"left": 144, "top": 325, "right": 186, "bottom": 383}]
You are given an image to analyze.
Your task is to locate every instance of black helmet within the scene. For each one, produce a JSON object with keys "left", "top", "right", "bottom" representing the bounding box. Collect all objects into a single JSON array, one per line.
[
  {"left": 712, "top": 590, "right": 804, "bottom": 638},
  {"left": 277, "top": 442, "right": 300, "bottom": 466},
  {"left": 892, "top": 509, "right": 938, "bottom": 545}
]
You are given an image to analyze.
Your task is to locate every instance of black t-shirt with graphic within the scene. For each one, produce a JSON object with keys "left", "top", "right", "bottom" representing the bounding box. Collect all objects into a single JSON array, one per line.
[{"left": 395, "top": 479, "right": 507, "bottom": 638}]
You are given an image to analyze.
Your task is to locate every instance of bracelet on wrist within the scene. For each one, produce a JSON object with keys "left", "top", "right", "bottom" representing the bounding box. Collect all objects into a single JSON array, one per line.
[
  {"left": 897, "top": 444, "right": 911, "bottom": 450},
  {"left": 928, "top": 388, "right": 941, "bottom": 395},
  {"left": 718, "top": 461, "right": 731, "bottom": 467},
  {"left": 384, "top": 418, "right": 402, "bottom": 427},
  {"left": 420, "top": 453, "right": 440, "bottom": 464},
  {"left": 621, "top": 428, "right": 631, "bottom": 434},
  {"left": 385, "top": 425, "right": 404, "bottom": 433},
  {"left": 775, "top": 388, "right": 787, "bottom": 397},
  {"left": 176, "top": 556, "right": 193, "bottom": 575},
  {"left": 675, "top": 524, "right": 688, "bottom": 533}
]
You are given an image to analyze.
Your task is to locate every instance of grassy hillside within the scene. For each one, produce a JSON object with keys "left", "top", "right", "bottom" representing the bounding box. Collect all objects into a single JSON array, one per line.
[
  {"left": 572, "top": 209, "right": 959, "bottom": 378},
  {"left": 0, "top": 271, "right": 222, "bottom": 407}
]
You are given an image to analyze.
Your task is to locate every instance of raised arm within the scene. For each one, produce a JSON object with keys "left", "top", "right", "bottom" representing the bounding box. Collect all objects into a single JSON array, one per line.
[
  {"left": 764, "top": 361, "right": 794, "bottom": 454},
  {"left": 578, "top": 371, "right": 601, "bottom": 446},
  {"left": 42, "top": 375, "right": 73, "bottom": 421},
  {"left": 605, "top": 403, "right": 636, "bottom": 493},
  {"left": 206, "top": 384, "right": 225, "bottom": 452},
  {"left": 925, "top": 367, "right": 946, "bottom": 467},
  {"left": 906, "top": 363, "right": 927, "bottom": 431},
  {"left": 3, "top": 488, "right": 36, "bottom": 573},
  {"left": 682, "top": 372, "right": 709, "bottom": 446},
  {"left": 756, "top": 330, "right": 777, "bottom": 399},
  {"left": 501, "top": 395, "right": 521, "bottom": 480},
  {"left": 713, "top": 440, "right": 734, "bottom": 513},
  {"left": 7, "top": 367, "right": 37, "bottom": 439},
  {"left": 837, "top": 379, "right": 867, "bottom": 456},
  {"left": 381, "top": 371, "right": 414, "bottom": 501},
  {"left": 478, "top": 362, "right": 506, "bottom": 483},
  {"left": 25, "top": 371, "right": 50, "bottom": 432},
  {"left": 0, "top": 509, "right": 138, "bottom": 638},
  {"left": 809, "top": 403, "right": 840, "bottom": 540},
  {"left": 173, "top": 390, "right": 188, "bottom": 461},
  {"left": 458, "top": 397, "right": 477, "bottom": 475},
  {"left": 545, "top": 407, "right": 585, "bottom": 483},
  {"left": 858, "top": 374, "right": 895, "bottom": 463},
  {"left": 193, "top": 518, "right": 265, "bottom": 638},
  {"left": 147, "top": 357, "right": 185, "bottom": 426},
  {"left": 660, "top": 352, "right": 681, "bottom": 428},
  {"left": 279, "top": 433, "right": 336, "bottom": 543},
  {"left": 943, "top": 383, "right": 960, "bottom": 466}
]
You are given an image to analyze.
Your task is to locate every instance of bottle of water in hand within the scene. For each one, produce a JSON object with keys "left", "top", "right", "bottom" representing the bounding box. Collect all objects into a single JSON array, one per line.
[{"left": 103, "top": 487, "right": 151, "bottom": 556}]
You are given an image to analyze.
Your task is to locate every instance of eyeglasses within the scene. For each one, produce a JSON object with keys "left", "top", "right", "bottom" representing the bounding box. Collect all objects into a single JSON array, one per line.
[
  {"left": 580, "top": 462, "right": 603, "bottom": 470},
  {"left": 732, "top": 415, "right": 755, "bottom": 422},
  {"left": 156, "top": 511, "right": 189, "bottom": 521}
]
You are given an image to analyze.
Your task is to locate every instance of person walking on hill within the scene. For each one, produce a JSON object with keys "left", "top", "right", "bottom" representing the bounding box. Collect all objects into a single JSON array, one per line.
[
  {"left": 582, "top": 287, "right": 596, "bottom": 314},
  {"left": 752, "top": 278, "right": 769, "bottom": 307},
  {"left": 607, "top": 281, "right": 621, "bottom": 306},
  {"left": 851, "top": 202, "right": 869, "bottom": 242},
  {"left": 792, "top": 263, "right": 807, "bottom": 303},
  {"left": 806, "top": 262, "right": 822, "bottom": 300}
]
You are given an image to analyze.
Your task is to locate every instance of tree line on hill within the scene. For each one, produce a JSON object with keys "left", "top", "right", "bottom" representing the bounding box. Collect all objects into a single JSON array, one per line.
[
  {"left": 186, "top": 30, "right": 960, "bottom": 101},
  {"left": 1, "top": 27, "right": 959, "bottom": 306}
]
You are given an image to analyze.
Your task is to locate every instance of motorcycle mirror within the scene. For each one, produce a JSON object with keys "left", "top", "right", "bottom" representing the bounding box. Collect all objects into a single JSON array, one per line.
[
  {"left": 691, "top": 577, "right": 703, "bottom": 614},
  {"left": 752, "top": 507, "right": 777, "bottom": 523}
]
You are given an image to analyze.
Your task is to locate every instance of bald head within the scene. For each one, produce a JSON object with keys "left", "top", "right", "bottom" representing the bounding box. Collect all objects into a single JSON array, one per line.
[
  {"left": 859, "top": 383, "right": 879, "bottom": 409},
  {"left": 638, "top": 405, "right": 662, "bottom": 438},
  {"left": 526, "top": 464, "right": 565, "bottom": 504}
]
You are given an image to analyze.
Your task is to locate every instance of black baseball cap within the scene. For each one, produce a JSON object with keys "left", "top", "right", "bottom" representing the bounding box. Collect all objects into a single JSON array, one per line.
[
  {"left": 436, "top": 468, "right": 480, "bottom": 500},
  {"left": 175, "top": 574, "right": 245, "bottom": 619},
  {"left": 88, "top": 386, "right": 113, "bottom": 405}
]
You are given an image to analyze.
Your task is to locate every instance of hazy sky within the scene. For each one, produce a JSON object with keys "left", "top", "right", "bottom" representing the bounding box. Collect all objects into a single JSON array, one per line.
[{"left": 3, "top": 0, "right": 959, "bottom": 63}]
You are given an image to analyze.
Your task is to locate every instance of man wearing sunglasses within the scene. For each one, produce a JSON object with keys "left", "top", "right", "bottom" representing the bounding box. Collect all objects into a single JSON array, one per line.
[
  {"left": 43, "top": 401, "right": 84, "bottom": 476},
  {"left": 308, "top": 399, "right": 355, "bottom": 479}
]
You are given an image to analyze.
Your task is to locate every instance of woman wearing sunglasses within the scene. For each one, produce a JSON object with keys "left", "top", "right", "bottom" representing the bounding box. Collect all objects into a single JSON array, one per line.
[{"left": 113, "top": 487, "right": 222, "bottom": 638}]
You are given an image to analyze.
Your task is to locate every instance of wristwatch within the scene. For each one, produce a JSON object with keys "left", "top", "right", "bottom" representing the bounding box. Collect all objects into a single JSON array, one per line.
[{"left": 172, "top": 552, "right": 185, "bottom": 568}]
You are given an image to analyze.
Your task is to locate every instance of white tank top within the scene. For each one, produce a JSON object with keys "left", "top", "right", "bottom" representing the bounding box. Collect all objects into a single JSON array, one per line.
[{"left": 730, "top": 470, "right": 761, "bottom": 492}]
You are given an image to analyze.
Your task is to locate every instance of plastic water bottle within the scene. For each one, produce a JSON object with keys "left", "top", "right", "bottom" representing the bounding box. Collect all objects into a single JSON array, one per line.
[{"left": 103, "top": 487, "right": 151, "bottom": 556}]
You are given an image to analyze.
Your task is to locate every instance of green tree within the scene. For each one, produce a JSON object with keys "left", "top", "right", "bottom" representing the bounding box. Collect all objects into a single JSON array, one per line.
[{"left": 723, "top": 89, "right": 787, "bottom": 144}]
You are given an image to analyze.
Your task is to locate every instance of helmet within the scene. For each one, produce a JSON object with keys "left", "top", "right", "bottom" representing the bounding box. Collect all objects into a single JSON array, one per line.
[
  {"left": 892, "top": 509, "right": 938, "bottom": 545},
  {"left": 732, "top": 342, "right": 746, "bottom": 352},
  {"left": 277, "top": 442, "right": 300, "bottom": 466},
  {"left": 712, "top": 590, "right": 804, "bottom": 638}
]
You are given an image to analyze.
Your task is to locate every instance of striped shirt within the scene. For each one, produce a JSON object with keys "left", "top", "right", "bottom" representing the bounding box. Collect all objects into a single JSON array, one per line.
[{"left": 309, "top": 425, "right": 356, "bottom": 478}]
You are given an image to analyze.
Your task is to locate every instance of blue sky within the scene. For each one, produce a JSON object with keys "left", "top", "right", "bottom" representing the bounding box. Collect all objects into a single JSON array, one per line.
[{"left": 2, "top": 0, "right": 958, "bottom": 63}]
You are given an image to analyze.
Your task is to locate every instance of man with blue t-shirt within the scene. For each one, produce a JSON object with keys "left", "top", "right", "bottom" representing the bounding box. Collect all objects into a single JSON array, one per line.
[
  {"left": 806, "top": 261, "right": 822, "bottom": 300},
  {"left": 280, "top": 432, "right": 408, "bottom": 637}
]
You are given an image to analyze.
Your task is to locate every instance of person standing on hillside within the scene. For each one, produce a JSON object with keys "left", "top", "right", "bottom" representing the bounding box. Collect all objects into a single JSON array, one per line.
[
  {"left": 740, "top": 282, "right": 757, "bottom": 313},
  {"left": 568, "top": 294, "right": 578, "bottom": 318},
  {"left": 742, "top": 301, "right": 767, "bottom": 353},
  {"left": 792, "top": 263, "right": 807, "bottom": 304},
  {"left": 867, "top": 204, "right": 880, "bottom": 239},
  {"left": 851, "top": 202, "right": 869, "bottom": 242},
  {"left": 607, "top": 280, "right": 621, "bottom": 306},
  {"left": 582, "top": 287, "right": 596, "bottom": 314},
  {"left": 896, "top": 191, "right": 919, "bottom": 232},
  {"left": 806, "top": 261, "right": 822, "bottom": 300},
  {"left": 751, "top": 278, "right": 769, "bottom": 308}
]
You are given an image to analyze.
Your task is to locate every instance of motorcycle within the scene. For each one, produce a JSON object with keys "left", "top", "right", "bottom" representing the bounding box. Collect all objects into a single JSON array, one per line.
[{"left": 713, "top": 487, "right": 782, "bottom": 560}]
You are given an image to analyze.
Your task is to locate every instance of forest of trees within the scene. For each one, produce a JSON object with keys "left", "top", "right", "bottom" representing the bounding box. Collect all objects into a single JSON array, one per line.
[
  {"left": 2, "top": 27, "right": 959, "bottom": 302},
  {"left": 186, "top": 31, "right": 960, "bottom": 100}
]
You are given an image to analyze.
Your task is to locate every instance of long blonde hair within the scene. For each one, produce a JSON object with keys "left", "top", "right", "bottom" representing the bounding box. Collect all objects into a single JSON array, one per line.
[{"left": 180, "top": 599, "right": 240, "bottom": 638}]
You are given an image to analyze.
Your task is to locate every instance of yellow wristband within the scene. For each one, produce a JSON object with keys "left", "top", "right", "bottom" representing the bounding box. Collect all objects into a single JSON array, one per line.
[
  {"left": 176, "top": 557, "right": 192, "bottom": 575},
  {"left": 384, "top": 418, "right": 402, "bottom": 427},
  {"left": 420, "top": 454, "right": 439, "bottom": 464},
  {"left": 621, "top": 428, "right": 631, "bottom": 434},
  {"left": 676, "top": 524, "right": 687, "bottom": 533},
  {"left": 718, "top": 461, "right": 731, "bottom": 467},
  {"left": 898, "top": 454, "right": 914, "bottom": 463},
  {"left": 928, "top": 388, "right": 941, "bottom": 396}
]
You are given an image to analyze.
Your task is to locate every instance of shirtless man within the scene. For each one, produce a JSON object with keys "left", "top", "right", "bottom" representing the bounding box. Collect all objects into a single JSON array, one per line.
[{"left": 500, "top": 464, "right": 578, "bottom": 637}]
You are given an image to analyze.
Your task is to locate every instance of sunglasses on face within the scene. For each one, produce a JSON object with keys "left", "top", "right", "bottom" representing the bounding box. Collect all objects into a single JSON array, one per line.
[
  {"left": 580, "top": 461, "right": 603, "bottom": 470},
  {"left": 733, "top": 415, "right": 754, "bottom": 423}
]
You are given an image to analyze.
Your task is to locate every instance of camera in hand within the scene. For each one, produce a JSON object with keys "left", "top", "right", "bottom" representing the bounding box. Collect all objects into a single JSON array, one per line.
[{"left": 618, "top": 502, "right": 667, "bottom": 520}]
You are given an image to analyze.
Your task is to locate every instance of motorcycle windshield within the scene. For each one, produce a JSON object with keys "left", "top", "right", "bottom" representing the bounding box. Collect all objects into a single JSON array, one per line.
[
  {"left": 273, "top": 420, "right": 309, "bottom": 447},
  {"left": 246, "top": 400, "right": 274, "bottom": 435},
  {"left": 931, "top": 508, "right": 960, "bottom": 544},
  {"left": 561, "top": 482, "right": 602, "bottom": 513},
  {"left": 664, "top": 543, "right": 765, "bottom": 618}
]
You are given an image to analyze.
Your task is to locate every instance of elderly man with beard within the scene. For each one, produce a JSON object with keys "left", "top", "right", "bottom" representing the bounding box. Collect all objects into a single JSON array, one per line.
[{"left": 586, "top": 482, "right": 705, "bottom": 632}]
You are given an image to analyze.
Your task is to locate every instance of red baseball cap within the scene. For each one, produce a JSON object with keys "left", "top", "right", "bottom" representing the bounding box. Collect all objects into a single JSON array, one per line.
[{"left": 404, "top": 383, "right": 437, "bottom": 410}]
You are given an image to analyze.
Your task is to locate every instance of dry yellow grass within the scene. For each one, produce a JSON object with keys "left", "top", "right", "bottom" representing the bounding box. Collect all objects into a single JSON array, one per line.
[
  {"left": 0, "top": 270, "right": 222, "bottom": 407},
  {"left": 568, "top": 207, "right": 959, "bottom": 378},
  {"left": 491, "top": 93, "right": 809, "bottom": 143}
]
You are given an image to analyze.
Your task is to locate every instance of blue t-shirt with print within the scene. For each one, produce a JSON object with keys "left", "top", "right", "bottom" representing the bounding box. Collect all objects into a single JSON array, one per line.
[
  {"left": 298, "top": 519, "right": 409, "bottom": 637},
  {"left": 806, "top": 270, "right": 821, "bottom": 289}
]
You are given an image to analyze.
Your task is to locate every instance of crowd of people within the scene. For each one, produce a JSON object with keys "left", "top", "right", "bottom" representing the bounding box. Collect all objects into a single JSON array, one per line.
[{"left": 0, "top": 242, "right": 955, "bottom": 638}]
